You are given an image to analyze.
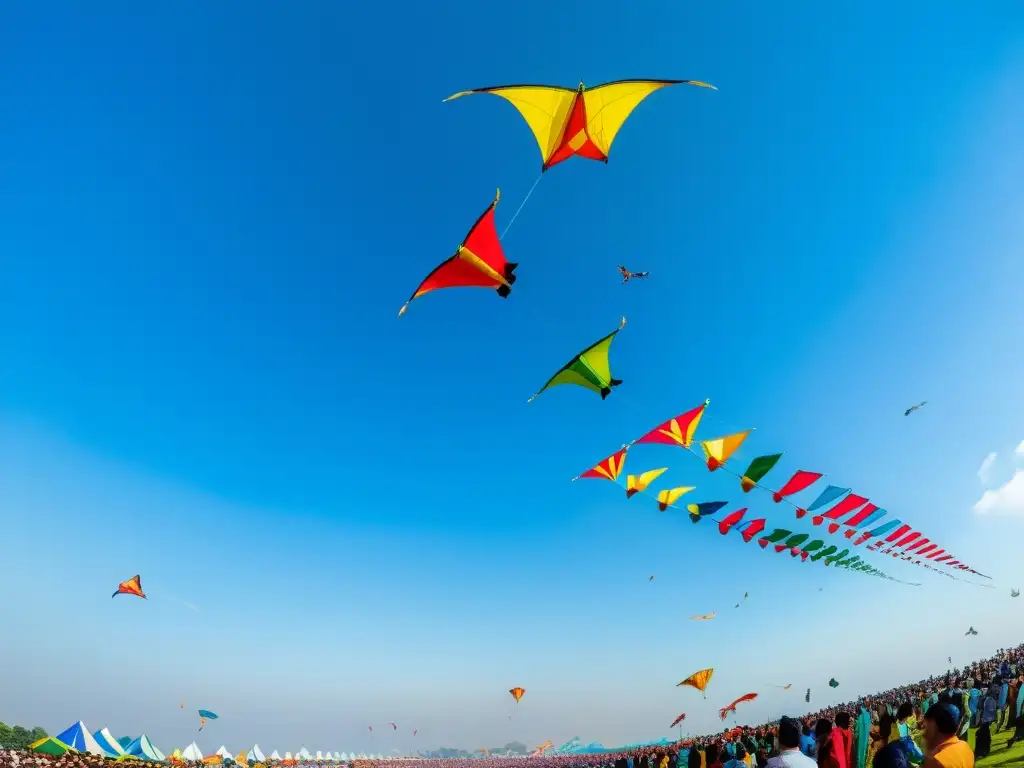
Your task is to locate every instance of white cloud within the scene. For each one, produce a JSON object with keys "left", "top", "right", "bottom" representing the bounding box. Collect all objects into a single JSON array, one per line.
[
  {"left": 1016, "top": 440, "right": 1024, "bottom": 457},
  {"left": 978, "top": 452, "right": 998, "bottom": 483},
  {"left": 974, "top": 470, "right": 1024, "bottom": 515}
]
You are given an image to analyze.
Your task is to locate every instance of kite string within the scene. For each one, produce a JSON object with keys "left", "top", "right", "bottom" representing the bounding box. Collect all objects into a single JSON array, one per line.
[{"left": 499, "top": 174, "right": 542, "bottom": 241}]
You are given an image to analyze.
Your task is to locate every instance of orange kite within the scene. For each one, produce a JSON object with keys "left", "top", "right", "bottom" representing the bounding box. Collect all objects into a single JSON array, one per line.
[
  {"left": 112, "top": 574, "right": 146, "bottom": 599},
  {"left": 445, "top": 80, "right": 716, "bottom": 172}
]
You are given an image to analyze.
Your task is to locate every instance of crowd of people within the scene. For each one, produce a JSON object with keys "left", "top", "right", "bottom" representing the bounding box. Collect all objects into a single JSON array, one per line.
[{"left": 4, "top": 645, "right": 1022, "bottom": 768}]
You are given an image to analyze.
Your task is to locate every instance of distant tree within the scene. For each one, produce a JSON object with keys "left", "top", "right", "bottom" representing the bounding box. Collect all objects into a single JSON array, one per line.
[
  {"left": 29, "top": 728, "right": 47, "bottom": 744},
  {"left": 0, "top": 723, "right": 47, "bottom": 750},
  {"left": 0, "top": 723, "right": 11, "bottom": 747}
]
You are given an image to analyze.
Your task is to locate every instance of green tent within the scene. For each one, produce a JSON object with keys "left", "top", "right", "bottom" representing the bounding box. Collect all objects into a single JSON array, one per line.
[{"left": 30, "top": 737, "right": 75, "bottom": 756}]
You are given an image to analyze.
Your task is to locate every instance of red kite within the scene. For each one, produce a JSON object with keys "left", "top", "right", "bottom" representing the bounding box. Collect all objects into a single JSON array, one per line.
[
  {"left": 398, "top": 191, "right": 516, "bottom": 316},
  {"left": 719, "top": 693, "right": 758, "bottom": 720}
]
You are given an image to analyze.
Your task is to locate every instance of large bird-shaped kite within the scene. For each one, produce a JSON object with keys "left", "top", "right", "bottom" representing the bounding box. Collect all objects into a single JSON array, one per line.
[
  {"left": 112, "top": 574, "right": 146, "bottom": 599},
  {"left": 398, "top": 191, "right": 517, "bottom": 317},
  {"left": 719, "top": 693, "right": 758, "bottom": 721},
  {"left": 677, "top": 668, "right": 714, "bottom": 697},
  {"left": 444, "top": 79, "right": 717, "bottom": 172},
  {"left": 528, "top": 318, "right": 626, "bottom": 402},
  {"left": 904, "top": 401, "right": 928, "bottom": 416},
  {"left": 617, "top": 265, "right": 649, "bottom": 283}
]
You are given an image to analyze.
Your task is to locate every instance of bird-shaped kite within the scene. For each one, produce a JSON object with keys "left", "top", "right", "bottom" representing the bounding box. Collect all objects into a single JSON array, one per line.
[
  {"left": 1011, "top": 588, "right": 1019, "bottom": 598},
  {"left": 677, "top": 668, "right": 714, "bottom": 698},
  {"left": 690, "top": 612, "right": 715, "bottom": 621},
  {"left": 649, "top": 575, "right": 655, "bottom": 582},
  {"left": 904, "top": 401, "right": 928, "bottom": 416},
  {"left": 444, "top": 79, "right": 717, "bottom": 172},
  {"left": 528, "top": 317, "right": 626, "bottom": 402},
  {"left": 965, "top": 626, "right": 978, "bottom": 636},
  {"left": 669, "top": 714, "right": 687, "bottom": 729},
  {"left": 617, "top": 265, "right": 649, "bottom": 283},
  {"left": 388, "top": 722, "right": 397, "bottom": 731},
  {"left": 112, "top": 574, "right": 146, "bottom": 599},
  {"left": 734, "top": 591, "right": 749, "bottom": 608},
  {"left": 719, "top": 693, "right": 758, "bottom": 721},
  {"left": 398, "top": 191, "right": 517, "bottom": 317}
]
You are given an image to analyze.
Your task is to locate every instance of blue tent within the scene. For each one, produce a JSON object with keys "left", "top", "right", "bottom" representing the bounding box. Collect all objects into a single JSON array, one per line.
[
  {"left": 93, "top": 728, "right": 127, "bottom": 757},
  {"left": 55, "top": 722, "right": 112, "bottom": 757}
]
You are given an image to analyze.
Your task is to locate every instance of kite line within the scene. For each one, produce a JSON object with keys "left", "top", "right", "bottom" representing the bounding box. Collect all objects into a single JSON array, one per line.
[{"left": 500, "top": 174, "right": 543, "bottom": 240}]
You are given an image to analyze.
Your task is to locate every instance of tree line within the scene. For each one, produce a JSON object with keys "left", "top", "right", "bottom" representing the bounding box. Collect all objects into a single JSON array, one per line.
[{"left": 0, "top": 722, "right": 50, "bottom": 750}]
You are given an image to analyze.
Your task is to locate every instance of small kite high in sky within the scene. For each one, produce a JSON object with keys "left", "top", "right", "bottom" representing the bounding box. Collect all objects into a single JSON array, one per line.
[
  {"left": 528, "top": 317, "right": 626, "bottom": 402},
  {"left": 677, "top": 668, "right": 714, "bottom": 697},
  {"left": 387, "top": 722, "right": 397, "bottom": 731},
  {"left": 509, "top": 687, "right": 526, "bottom": 703},
  {"left": 112, "top": 574, "right": 145, "bottom": 599},
  {"left": 398, "top": 191, "right": 516, "bottom": 317},
  {"left": 806, "top": 689, "right": 811, "bottom": 703},
  {"left": 1011, "top": 588, "right": 1019, "bottom": 598},
  {"left": 734, "top": 591, "right": 749, "bottom": 608},
  {"left": 690, "top": 612, "right": 716, "bottom": 621},
  {"left": 828, "top": 678, "right": 839, "bottom": 688},
  {"left": 649, "top": 575, "right": 655, "bottom": 582},
  {"left": 617, "top": 265, "right": 649, "bottom": 283},
  {"left": 904, "top": 401, "right": 928, "bottom": 416},
  {"left": 444, "top": 79, "right": 717, "bottom": 172},
  {"left": 965, "top": 626, "right": 978, "bottom": 636}
]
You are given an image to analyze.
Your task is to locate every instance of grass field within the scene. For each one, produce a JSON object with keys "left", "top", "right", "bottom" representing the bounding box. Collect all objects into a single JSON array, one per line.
[{"left": 968, "top": 727, "right": 1023, "bottom": 767}]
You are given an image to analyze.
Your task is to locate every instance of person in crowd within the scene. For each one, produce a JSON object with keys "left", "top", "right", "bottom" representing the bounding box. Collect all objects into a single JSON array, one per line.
[
  {"left": 974, "top": 684, "right": 998, "bottom": 758},
  {"left": 919, "top": 701, "right": 972, "bottom": 768},
  {"left": 871, "top": 743, "right": 911, "bottom": 768},
  {"left": 813, "top": 719, "right": 839, "bottom": 768},
  {"left": 996, "top": 677, "right": 1010, "bottom": 731},
  {"left": 722, "top": 744, "right": 747, "bottom": 768},
  {"left": 799, "top": 723, "right": 815, "bottom": 758},
  {"left": 767, "top": 717, "right": 816, "bottom": 768},
  {"left": 834, "top": 712, "right": 854, "bottom": 768}
]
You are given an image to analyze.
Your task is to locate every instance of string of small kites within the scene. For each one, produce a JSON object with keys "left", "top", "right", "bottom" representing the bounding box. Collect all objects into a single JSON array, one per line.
[{"left": 571, "top": 400, "right": 988, "bottom": 583}]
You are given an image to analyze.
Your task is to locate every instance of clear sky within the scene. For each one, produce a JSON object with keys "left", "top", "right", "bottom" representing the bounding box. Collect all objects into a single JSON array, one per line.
[{"left": 2, "top": 0, "right": 1024, "bottom": 757}]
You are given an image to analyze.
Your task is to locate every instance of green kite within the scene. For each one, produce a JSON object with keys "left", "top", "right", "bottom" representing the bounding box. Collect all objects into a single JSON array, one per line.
[{"left": 528, "top": 317, "right": 626, "bottom": 402}]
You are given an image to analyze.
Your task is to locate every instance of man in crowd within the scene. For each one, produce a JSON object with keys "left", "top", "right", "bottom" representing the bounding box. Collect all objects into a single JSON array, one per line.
[{"left": 766, "top": 717, "right": 815, "bottom": 768}]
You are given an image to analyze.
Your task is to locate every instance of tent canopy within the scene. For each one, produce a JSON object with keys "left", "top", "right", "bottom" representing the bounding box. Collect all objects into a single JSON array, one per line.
[
  {"left": 182, "top": 742, "right": 204, "bottom": 761},
  {"left": 94, "top": 728, "right": 127, "bottom": 757},
  {"left": 30, "top": 738, "right": 75, "bottom": 756},
  {"left": 127, "top": 734, "right": 164, "bottom": 762}
]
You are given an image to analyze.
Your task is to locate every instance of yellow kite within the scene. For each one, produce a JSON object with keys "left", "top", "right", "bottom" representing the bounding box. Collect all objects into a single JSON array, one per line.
[
  {"left": 677, "top": 668, "right": 714, "bottom": 697},
  {"left": 626, "top": 468, "right": 667, "bottom": 498},
  {"left": 445, "top": 79, "right": 717, "bottom": 171},
  {"left": 701, "top": 430, "right": 751, "bottom": 471},
  {"left": 657, "top": 486, "right": 695, "bottom": 511}
]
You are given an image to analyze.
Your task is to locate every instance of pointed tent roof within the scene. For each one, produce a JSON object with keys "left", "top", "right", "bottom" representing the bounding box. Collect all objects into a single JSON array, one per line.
[
  {"left": 94, "top": 728, "right": 127, "bottom": 757},
  {"left": 127, "top": 735, "right": 163, "bottom": 762},
  {"left": 295, "top": 748, "right": 311, "bottom": 761},
  {"left": 215, "top": 747, "right": 232, "bottom": 758},
  {"left": 269, "top": 752, "right": 281, "bottom": 761},
  {"left": 315, "top": 753, "right": 323, "bottom": 761},
  {"left": 56, "top": 722, "right": 110, "bottom": 757},
  {"left": 183, "top": 743, "right": 204, "bottom": 761},
  {"left": 333, "top": 753, "right": 341, "bottom": 760},
  {"left": 340, "top": 754, "right": 349, "bottom": 761},
  {"left": 247, "top": 745, "right": 266, "bottom": 763},
  {"left": 30, "top": 737, "right": 75, "bottom": 756},
  {"left": 283, "top": 754, "right": 293, "bottom": 761}
]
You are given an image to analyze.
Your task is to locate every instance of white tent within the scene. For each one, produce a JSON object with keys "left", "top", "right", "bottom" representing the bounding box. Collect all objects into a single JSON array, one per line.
[
  {"left": 315, "top": 752, "right": 323, "bottom": 761},
  {"left": 127, "top": 735, "right": 164, "bottom": 762},
  {"left": 357, "top": 755, "right": 366, "bottom": 760},
  {"left": 340, "top": 754, "right": 349, "bottom": 761},
  {"left": 93, "top": 728, "right": 126, "bottom": 757},
  {"left": 284, "top": 754, "right": 293, "bottom": 761},
  {"left": 247, "top": 745, "right": 266, "bottom": 763},
  {"left": 182, "top": 743, "right": 204, "bottom": 761},
  {"left": 296, "top": 748, "right": 312, "bottom": 761},
  {"left": 216, "top": 746, "right": 233, "bottom": 759},
  {"left": 270, "top": 751, "right": 282, "bottom": 761},
  {"left": 333, "top": 753, "right": 341, "bottom": 760}
]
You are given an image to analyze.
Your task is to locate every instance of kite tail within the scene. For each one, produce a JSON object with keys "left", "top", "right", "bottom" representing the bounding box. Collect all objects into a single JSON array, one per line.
[
  {"left": 398, "top": 303, "right": 409, "bottom": 317},
  {"left": 111, "top": 591, "right": 118, "bottom": 599},
  {"left": 499, "top": 174, "right": 542, "bottom": 241}
]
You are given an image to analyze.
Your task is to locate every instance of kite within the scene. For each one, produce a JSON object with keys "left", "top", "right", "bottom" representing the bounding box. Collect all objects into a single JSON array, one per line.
[
  {"left": 368, "top": 726, "right": 373, "bottom": 732},
  {"left": 618, "top": 266, "right": 649, "bottom": 283},
  {"left": 965, "top": 626, "right": 978, "bottom": 636},
  {"left": 772, "top": 470, "right": 822, "bottom": 502},
  {"left": 690, "top": 613, "right": 715, "bottom": 620},
  {"left": 528, "top": 317, "right": 626, "bottom": 402},
  {"left": 806, "top": 689, "right": 811, "bottom": 703},
  {"left": 112, "top": 574, "right": 145, "bottom": 600},
  {"left": 766, "top": 684, "right": 792, "bottom": 690},
  {"left": 734, "top": 591, "right": 749, "bottom": 609},
  {"left": 687, "top": 500, "right": 728, "bottom": 523},
  {"left": 197, "top": 710, "right": 218, "bottom": 731},
  {"left": 740, "top": 454, "right": 782, "bottom": 492},
  {"left": 509, "top": 687, "right": 526, "bottom": 703},
  {"left": 657, "top": 486, "right": 695, "bottom": 510},
  {"left": 572, "top": 447, "right": 628, "bottom": 484},
  {"left": 719, "top": 693, "right": 758, "bottom": 721},
  {"left": 669, "top": 714, "right": 687, "bottom": 729},
  {"left": 948, "top": 657, "right": 952, "bottom": 665},
  {"left": 649, "top": 575, "right": 654, "bottom": 582},
  {"left": 398, "top": 191, "right": 516, "bottom": 317},
  {"left": 388, "top": 722, "right": 397, "bottom": 731},
  {"left": 632, "top": 400, "right": 709, "bottom": 450},
  {"left": 701, "top": 430, "right": 751, "bottom": 471},
  {"left": 444, "top": 79, "right": 717, "bottom": 172},
  {"left": 677, "top": 668, "right": 714, "bottom": 697},
  {"left": 626, "top": 468, "right": 668, "bottom": 498},
  {"left": 904, "top": 401, "right": 928, "bottom": 416},
  {"left": 829, "top": 678, "right": 839, "bottom": 688},
  {"left": 412, "top": 730, "right": 418, "bottom": 737},
  {"left": 1011, "top": 588, "right": 1019, "bottom": 598},
  {"left": 180, "top": 702, "right": 185, "bottom": 709}
]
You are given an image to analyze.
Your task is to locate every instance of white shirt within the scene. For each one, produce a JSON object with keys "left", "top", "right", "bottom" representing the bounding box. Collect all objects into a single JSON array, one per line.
[{"left": 766, "top": 748, "right": 818, "bottom": 768}]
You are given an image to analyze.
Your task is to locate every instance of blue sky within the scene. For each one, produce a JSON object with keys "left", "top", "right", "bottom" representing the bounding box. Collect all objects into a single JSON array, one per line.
[{"left": 2, "top": 0, "right": 1024, "bottom": 756}]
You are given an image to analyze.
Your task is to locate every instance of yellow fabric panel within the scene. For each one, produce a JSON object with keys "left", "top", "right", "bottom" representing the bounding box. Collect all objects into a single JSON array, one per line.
[
  {"left": 447, "top": 86, "right": 577, "bottom": 164},
  {"left": 658, "top": 486, "right": 695, "bottom": 507},
  {"left": 627, "top": 467, "right": 668, "bottom": 493},
  {"left": 701, "top": 430, "right": 751, "bottom": 463},
  {"left": 583, "top": 80, "right": 674, "bottom": 155},
  {"left": 579, "top": 332, "right": 616, "bottom": 384},
  {"left": 543, "top": 367, "right": 602, "bottom": 395},
  {"left": 458, "top": 246, "right": 508, "bottom": 286}
]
